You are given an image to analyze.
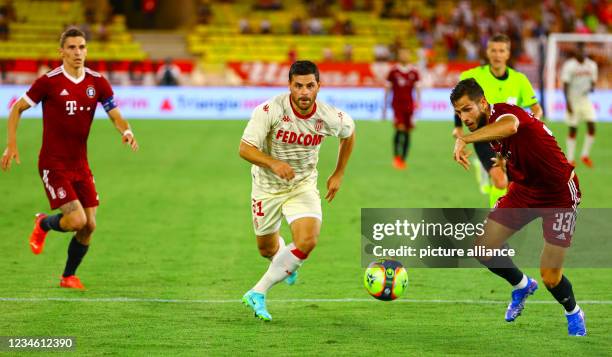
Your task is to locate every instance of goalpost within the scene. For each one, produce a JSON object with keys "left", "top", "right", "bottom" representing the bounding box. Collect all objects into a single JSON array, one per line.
[{"left": 544, "top": 33, "right": 612, "bottom": 120}]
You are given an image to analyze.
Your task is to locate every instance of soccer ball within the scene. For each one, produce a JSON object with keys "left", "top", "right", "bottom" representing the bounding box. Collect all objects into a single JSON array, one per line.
[{"left": 363, "top": 259, "right": 408, "bottom": 301}]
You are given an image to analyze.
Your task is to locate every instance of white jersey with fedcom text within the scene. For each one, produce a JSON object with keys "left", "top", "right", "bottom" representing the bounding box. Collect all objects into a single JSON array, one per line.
[
  {"left": 242, "top": 93, "right": 354, "bottom": 194},
  {"left": 560, "top": 57, "right": 598, "bottom": 102}
]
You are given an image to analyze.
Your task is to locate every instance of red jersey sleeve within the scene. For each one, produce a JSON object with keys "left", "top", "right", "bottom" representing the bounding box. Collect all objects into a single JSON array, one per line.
[
  {"left": 386, "top": 69, "right": 394, "bottom": 83},
  {"left": 24, "top": 75, "right": 49, "bottom": 106},
  {"left": 97, "top": 75, "right": 114, "bottom": 102}
]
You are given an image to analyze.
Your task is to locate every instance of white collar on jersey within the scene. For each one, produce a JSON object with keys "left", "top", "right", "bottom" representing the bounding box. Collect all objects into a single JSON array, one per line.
[{"left": 61, "top": 65, "right": 86, "bottom": 84}]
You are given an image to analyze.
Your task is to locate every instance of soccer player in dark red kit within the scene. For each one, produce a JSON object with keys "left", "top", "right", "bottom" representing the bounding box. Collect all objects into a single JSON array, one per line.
[
  {"left": 451, "top": 78, "right": 586, "bottom": 336},
  {"left": 383, "top": 48, "right": 420, "bottom": 170},
  {"left": 1, "top": 28, "right": 139, "bottom": 289}
]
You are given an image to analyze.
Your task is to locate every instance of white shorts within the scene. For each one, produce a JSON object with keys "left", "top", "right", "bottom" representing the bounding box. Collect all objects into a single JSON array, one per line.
[
  {"left": 565, "top": 97, "right": 596, "bottom": 126},
  {"left": 251, "top": 182, "right": 322, "bottom": 236}
]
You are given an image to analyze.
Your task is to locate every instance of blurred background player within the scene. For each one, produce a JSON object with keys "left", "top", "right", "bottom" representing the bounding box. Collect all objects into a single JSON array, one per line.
[
  {"left": 239, "top": 61, "right": 355, "bottom": 321},
  {"left": 452, "top": 34, "right": 543, "bottom": 207},
  {"left": 452, "top": 79, "right": 586, "bottom": 337},
  {"left": 1, "top": 28, "right": 138, "bottom": 289},
  {"left": 383, "top": 47, "right": 420, "bottom": 170},
  {"left": 561, "top": 42, "right": 598, "bottom": 168}
]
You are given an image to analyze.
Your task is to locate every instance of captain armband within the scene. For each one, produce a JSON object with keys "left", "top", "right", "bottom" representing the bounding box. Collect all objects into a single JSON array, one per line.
[{"left": 101, "top": 96, "right": 117, "bottom": 112}]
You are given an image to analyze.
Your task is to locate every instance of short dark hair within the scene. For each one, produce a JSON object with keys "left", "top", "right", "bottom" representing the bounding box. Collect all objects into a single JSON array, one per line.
[
  {"left": 60, "top": 27, "right": 86, "bottom": 48},
  {"left": 450, "top": 78, "right": 485, "bottom": 105},
  {"left": 289, "top": 60, "right": 319, "bottom": 82},
  {"left": 489, "top": 33, "right": 511, "bottom": 49}
]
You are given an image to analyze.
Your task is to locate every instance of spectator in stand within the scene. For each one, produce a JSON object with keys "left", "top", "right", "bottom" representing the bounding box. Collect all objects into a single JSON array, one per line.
[
  {"left": 340, "top": 0, "right": 355, "bottom": 11},
  {"left": 197, "top": 0, "right": 212, "bottom": 25},
  {"left": 254, "top": 0, "right": 282, "bottom": 11},
  {"left": 330, "top": 15, "right": 344, "bottom": 35},
  {"left": 0, "top": 14, "right": 9, "bottom": 41},
  {"left": 307, "top": 0, "right": 331, "bottom": 18},
  {"left": 290, "top": 16, "right": 306, "bottom": 35},
  {"left": 322, "top": 47, "right": 334, "bottom": 62},
  {"left": 343, "top": 44, "right": 353, "bottom": 62},
  {"left": 0, "top": 0, "right": 16, "bottom": 22},
  {"left": 343, "top": 19, "right": 355, "bottom": 35},
  {"left": 308, "top": 18, "right": 324, "bottom": 35},
  {"left": 239, "top": 18, "right": 253, "bottom": 34},
  {"left": 380, "top": 0, "right": 394, "bottom": 18},
  {"left": 95, "top": 20, "right": 111, "bottom": 43},
  {"left": 260, "top": 18, "right": 272, "bottom": 34},
  {"left": 374, "top": 43, "right": 391, "bottom": 62},
  {"left": 142, "top": 0, "right": 157, "bottom": 29},
  {"left": 0, "top": 0, "right": 15, "bottom": 41},
  {"left": 156, "top": 58, "right": 181, "bottom": 86},
  {"left": 288, "top": 44, "right": 298, "bottom": 63}
]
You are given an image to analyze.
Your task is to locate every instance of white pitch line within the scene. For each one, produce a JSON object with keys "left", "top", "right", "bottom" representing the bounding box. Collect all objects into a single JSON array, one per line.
[{"left": 1, "top": 297, "right": 612, "bottom": 304}]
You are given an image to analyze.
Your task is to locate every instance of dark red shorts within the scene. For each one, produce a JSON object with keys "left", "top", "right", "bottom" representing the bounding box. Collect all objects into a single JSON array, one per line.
[
  {"left": 393, "top": 107, "right": 414, "bottom": 130},
  {"left": 38, "top": 167, "right": 99, "bottom": 210},
  {"left": 488, "top": 175, "right": 581, "bottom": 247}
]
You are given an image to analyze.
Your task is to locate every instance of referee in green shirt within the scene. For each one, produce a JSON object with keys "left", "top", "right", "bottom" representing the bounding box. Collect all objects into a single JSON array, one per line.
[{"left": 452, "top": 34, "right": 543, "bottom": 207}]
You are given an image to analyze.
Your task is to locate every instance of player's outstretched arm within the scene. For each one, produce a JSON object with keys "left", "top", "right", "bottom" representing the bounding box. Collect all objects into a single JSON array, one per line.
[
  {"left": 326, "top": 131, "right": 355, "bottom": 203},
  {"left": 238, "top": 141, "right": 294, "bottom": 180},
  {"left": 452, "top": 114, "right": 464, "bottom": 138},
  {"left": 107, "top": 108, "right": 138, "bottom": 151},
  {"left": 530, "top": 103, "right": 543, "bottom": 120},
  {"left": 454, "top": 116, "right": 518, "bottom": 170},
  {"left": 1, "top": 98, "right": 31, "bottom": 172},
  {"left": 462, "top": 115, "right": 518, "bottom": 144}
]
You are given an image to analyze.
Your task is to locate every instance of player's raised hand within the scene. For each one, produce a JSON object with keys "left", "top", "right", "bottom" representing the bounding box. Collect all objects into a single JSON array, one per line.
[
  {"left": 452, "top": 127, "right": 463, "bottom": 139},
  {"left": 122, "top": 133, "right": 139, "bottom": 151},
  {"left": 453, "top": 137, "right": 471, "bottom": 170},
  {"left": 1, "top": 146, "right": 20, "bottom": 172},
  {"left": 325, "top": 173, "right": 343, "bottom": 203},
  {"left": 270, "top": 160, "right": 294, "bottom": 180},
  {"left": 491, "top": 154, "right": 506, "bottom": 173}
]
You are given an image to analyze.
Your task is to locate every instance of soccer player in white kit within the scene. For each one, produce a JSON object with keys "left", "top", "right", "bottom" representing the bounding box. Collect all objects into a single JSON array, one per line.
[
  {"left": 239, "top": 61, "right": 356, "bottom": 321},
  {"left": 561, "top": 43, "right": 598, "bottom": 167}
]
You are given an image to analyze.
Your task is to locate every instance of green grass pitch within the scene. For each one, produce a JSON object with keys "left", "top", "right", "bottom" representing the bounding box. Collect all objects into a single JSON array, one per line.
[{"left": 1, "top": 118, "right": 611, "bottom": 355}]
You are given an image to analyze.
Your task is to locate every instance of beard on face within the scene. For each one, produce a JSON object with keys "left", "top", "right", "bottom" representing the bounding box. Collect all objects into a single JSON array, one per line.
[
  {"left": 293, "top": 95, "right": 312, "bottom": 109},
  {"left": 477, "top": 111, "right": 487, "bottom": 128}
]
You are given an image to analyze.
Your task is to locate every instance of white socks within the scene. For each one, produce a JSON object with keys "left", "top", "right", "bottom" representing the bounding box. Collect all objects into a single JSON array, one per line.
[
  {"left": 568, "top": 134, "right": 595, "bottom": 161},
  {"left": 566, "top": 136, "right": 576, "bottom": 161},
  {"left": 513, "top": 274, "right": 528, "bottom": 290},
  {"left": 581, "top": 135, "right": 594, "bottom": 158},
  {"left": 253, "top": 243, "right": 305, "bottom": 294}
]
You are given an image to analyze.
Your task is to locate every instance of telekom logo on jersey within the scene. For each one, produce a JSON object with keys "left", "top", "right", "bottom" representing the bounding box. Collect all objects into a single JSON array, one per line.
[
  {"left": 66, "top": 100, "right": 77, "bottom": 115},
  {"left": 275, "top": 129, "right": 323, "bottom": 146}
]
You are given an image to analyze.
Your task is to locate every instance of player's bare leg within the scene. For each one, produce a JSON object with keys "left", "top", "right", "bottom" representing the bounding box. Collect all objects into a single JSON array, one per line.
[
  {"left": 487, "top": 166, "right": 507, "bottom": 208},
  {"left": 566, "top": 126, "right": 577, "bottom": 166},
  {"left": 580, "top": 122, "right": 595, "bottom": 168},
  {"left": 476, "top": 218, "right": 538, "bottom": 321},
  {"left": 540, "top": 241, "right": 586, "bottom": 336},
  {"left": 59, "top": 202, "right": 94, "bottom": 289},
  {"left": 29, "top": 200, "right": 85, "bottom": 255},
  {"left": 256, "top": 231, "right": 281, "bottom": 259}
]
